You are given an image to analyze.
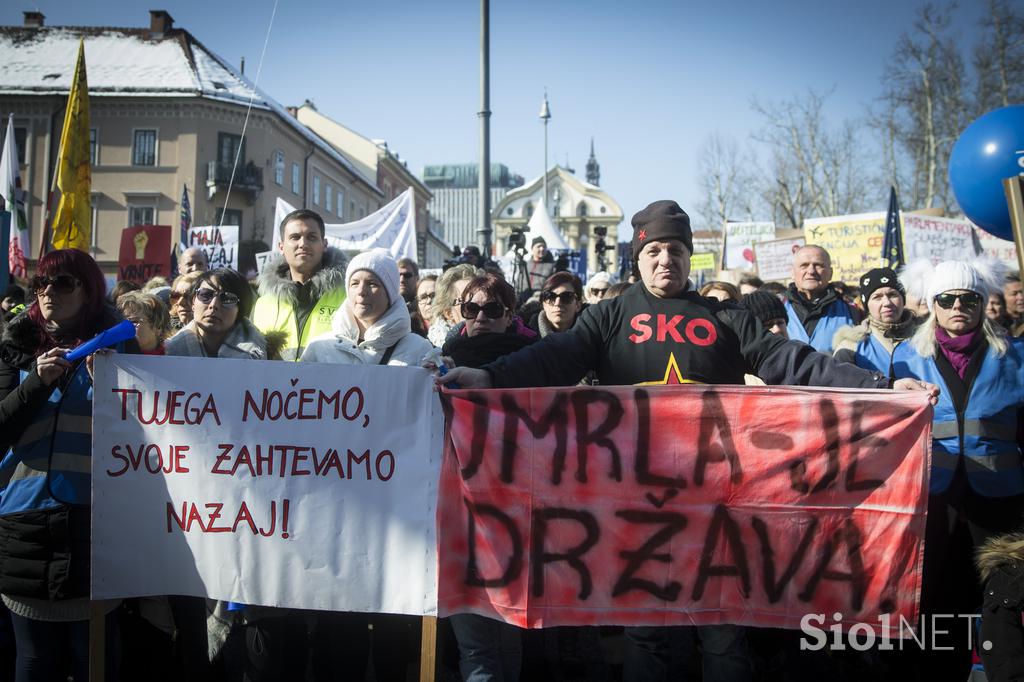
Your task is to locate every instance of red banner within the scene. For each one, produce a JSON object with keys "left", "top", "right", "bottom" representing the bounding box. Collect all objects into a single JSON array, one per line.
[
  {"left": 438, "top": 385, "right": 932, "bottom": 636},
  {"left": 118, "top": 225, "right": 171, "bottom": 284}
]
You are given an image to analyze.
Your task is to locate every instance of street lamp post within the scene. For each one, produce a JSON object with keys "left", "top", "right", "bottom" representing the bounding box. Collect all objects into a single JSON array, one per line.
[
  {"left": 477, "top": 0, "right": 492, "bottom": 256},
  {"left": 539, "top": 91, "right": 551, "bottom": 215}
]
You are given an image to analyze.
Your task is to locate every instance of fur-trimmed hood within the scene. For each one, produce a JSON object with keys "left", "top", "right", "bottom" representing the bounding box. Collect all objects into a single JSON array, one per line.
[
  {"left": 832, "top": 321, "right": 870, "bottom": 354},
  {"left": 256, "top": 246, "right": 348, "bottom": 306},
  {"left": 977, "top": 533, "right": 1024, "bottom": 582}
]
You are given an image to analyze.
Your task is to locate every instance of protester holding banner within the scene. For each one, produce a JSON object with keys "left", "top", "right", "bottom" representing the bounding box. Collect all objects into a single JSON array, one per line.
[
  {"left": 0, "top": 249, "right": 137, "bottom": 682},
  {"left": 253, "top": 209, "right": 347, "bottom": 361},
  {"left": 892, "top": 258, "right": 1024, "bottom": 681},
  {"left": 427, "top": 263, "right": 480, "bottom": 349},
  {"left": 166, "top": 268, "right": 279, "bottom": 360},
  {"left": 439, "top": 200, "right": 937, "bottom": 682},
  {"left": 783, "top": 245, "right": 861, "bottom": 353},
  {"left": 116, "top": 291, "right": 172, "bottom": 355},
  {"left": 440, "top": 271, "right": 535, "bottom": 682},
  {"left": 832, "top": 267, "right": 916, "bottom": 376}
]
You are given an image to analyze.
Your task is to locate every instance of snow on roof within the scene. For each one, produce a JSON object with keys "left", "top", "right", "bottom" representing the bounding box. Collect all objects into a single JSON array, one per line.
[{"left": 0, "top": 26, "right": 380, "bottom": 195}]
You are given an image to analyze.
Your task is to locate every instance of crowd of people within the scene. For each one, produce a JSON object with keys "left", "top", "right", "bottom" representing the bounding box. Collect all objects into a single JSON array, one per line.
[{"left": 0, "top": 201, "right": 1022, "bottom": 682}]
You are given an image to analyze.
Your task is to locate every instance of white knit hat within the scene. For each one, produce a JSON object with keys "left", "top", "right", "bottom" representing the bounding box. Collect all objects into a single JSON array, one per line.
[
  {"left": 585, "top": 271, "right": 616, "bottom": 290},
  {"left": 345, "top": 248, "right": 400, "bottom": 307},
  {"left": 902, "top": 258, "right": 1005, "bottom": 312}
]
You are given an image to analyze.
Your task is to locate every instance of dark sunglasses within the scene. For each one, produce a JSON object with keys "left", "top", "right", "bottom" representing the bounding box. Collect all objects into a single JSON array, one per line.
[
  {"left": 934, "top": 292, "right": 982, "bottom": 310},
  {"left": 31, "top": 274, "right": 81, "bottom": 294},
  {"left": 169, "top": 291, "right": 185, "bottom": 302},
  {"left": 461, "top": 300, "right": 507, "bottom": 319},
  {"left": 194, "top": 288, "right": 240, "bottom": 307},
  {"left": 541, "top": 290, "right": 578, "bottom": 305},
  {"left": 417, "top": 292, "right": 436, "bottom": 302},
  {"left": 589, "top": 288, "right": 609, "bottom": 297}
]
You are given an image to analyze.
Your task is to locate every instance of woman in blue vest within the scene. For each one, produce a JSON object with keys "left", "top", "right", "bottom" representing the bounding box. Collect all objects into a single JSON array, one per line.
[
  {"left": 832, "top": 267, "right": 917, "bottom": 376},
  {"left": 892, "top": 258, "right": 1024, "bottom": 681},
  {"left": 0, "top": 249, "right": 137, "bottom": 681}
]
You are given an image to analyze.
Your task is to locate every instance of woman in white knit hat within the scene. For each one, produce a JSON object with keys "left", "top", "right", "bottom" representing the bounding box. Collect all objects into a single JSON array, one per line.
[
  {"left": 302, "top": 248, "right": 441, "bottom": 368},
  {"left": 892, "top": 258, "right": 1024, "bottom": 679}
]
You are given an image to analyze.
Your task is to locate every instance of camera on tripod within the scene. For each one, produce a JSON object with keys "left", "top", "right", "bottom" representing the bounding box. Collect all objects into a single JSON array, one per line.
[{"left": 507, "top": 224, "right": 530, "bottom": 253}]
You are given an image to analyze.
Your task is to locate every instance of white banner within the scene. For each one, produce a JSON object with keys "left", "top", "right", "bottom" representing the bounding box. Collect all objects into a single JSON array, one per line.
[
  {"left": 274, "top": 188, "right": 417, "bottom": 261},
  {"left": 902, "top": 214, "right": 1018, "bottom": 271},
  {"left": 753, "top": 236, "right": 805, "bottom": 281},
  {"left": 724, "top": 221, "right": 775, "bottom": 271},
  {"left": 92, "top": 355, "right": 442, "bottom": 615},
  {"left": 187, "top": 225, "right": 239, "bottom": 270}
]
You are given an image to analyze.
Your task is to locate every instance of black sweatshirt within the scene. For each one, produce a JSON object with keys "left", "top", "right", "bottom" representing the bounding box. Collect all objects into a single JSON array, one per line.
[{"left": 485, "top": 283, "right": 890, "bottom": 390}]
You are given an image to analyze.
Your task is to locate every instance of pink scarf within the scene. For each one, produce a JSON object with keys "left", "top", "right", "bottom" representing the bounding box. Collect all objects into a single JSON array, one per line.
[{"left": 935, "top": 326, "right": 982, "bottom": 379}]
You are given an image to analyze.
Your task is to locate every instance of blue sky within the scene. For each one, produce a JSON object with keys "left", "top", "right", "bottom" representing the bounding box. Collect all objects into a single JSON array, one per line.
[{"left": 2, "top": 0, "right": 989, "bottom": 237}]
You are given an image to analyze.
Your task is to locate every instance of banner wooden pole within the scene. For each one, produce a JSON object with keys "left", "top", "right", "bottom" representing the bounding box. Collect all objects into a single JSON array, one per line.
[
  {"left": 418, "top": 616, "right": 437, "bottom": 682},
  {"left": 1003, "top": 177, "right": 1024, "bottom": 277},
  {"left": 89, "top": 600, "right": 105, "bottom": 680}
]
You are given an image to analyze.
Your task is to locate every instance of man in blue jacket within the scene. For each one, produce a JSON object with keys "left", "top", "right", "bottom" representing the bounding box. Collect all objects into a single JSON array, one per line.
[{"left": 783, "top": 245, "right": 861, "bottom": 352}]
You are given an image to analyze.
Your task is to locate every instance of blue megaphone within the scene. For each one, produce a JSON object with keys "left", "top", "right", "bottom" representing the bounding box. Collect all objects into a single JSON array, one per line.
[{"left": 64, "top": 319, "right": 136, "bottom": 362}]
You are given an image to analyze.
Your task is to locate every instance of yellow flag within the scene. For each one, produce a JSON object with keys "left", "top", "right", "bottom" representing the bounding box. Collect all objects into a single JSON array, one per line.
[{"left": 51, "top": 40, "right": 91, "bottom": 252}]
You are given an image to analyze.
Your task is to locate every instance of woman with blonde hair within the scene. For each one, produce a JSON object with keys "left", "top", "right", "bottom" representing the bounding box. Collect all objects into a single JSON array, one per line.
[
  {"left": 893, "top": 258, "right": 1024, "bottom": 680},
  {"left": 427, "top": 263, "right": 481, "bottom": 348}
]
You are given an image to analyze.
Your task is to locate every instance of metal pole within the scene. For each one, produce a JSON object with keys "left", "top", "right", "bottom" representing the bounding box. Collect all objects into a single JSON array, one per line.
[
  {"left": 477, "top": 0, "right": 491, "bottom": 256},
  {"left": 543, "top": 118, "right": 548, "bottom": 214}
]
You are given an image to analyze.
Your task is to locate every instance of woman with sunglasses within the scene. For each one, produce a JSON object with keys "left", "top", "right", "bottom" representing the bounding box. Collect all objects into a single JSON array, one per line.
[
  {"left": 441, "top": 273, "right": 534, "bottom": 682},
  {"left": 168, "top": 271, "right": 203, "bottom": 332},
  {"left": 0, "top": 249, "right": 138, "bottom": 681},
  {"left": 530, "top": 271, "right": 583, "bottom": 338},
  {"left": 165, "top": 268, "right": 274, "bottom": 359},
  {"left": 892, "top": 259, "right": 1024, "bottom": 680}
]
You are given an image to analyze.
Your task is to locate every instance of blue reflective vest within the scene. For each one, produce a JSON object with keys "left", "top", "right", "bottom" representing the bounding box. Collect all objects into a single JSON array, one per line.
[
  {"left": 853, "top": 333, "right": 901, "bottom": 376},
  {"left": 892, "top": 339, "right": 1024, "bottom": 497},
  {"left": 0, "top": 361, "right": 96, "bottom": 515},
  {"left": 784, "top": 298, "right": 855, "bottom": 353}
]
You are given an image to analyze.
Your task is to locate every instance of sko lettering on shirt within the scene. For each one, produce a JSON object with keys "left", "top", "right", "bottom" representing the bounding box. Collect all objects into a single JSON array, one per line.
[{"left": 628, "top": 313, "right": 718, "bottom": 347}]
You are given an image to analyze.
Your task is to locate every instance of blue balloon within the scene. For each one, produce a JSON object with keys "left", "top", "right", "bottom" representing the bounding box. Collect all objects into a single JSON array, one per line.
[{"left": 949, "top": 105, "right": 1024, "bottom": 241}]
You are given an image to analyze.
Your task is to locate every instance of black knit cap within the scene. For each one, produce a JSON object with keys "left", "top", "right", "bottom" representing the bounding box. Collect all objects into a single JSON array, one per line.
[
  {"left": 740, "top": 291, "right": 788, "bottom": 326},
  {"left": 531, "top": 236, "right": 547, "bottom": 248},
  {"left": 858, "top": 267, "right": 905, "bottom": 306},
  {"left": 631, "top": 200, "right": 693, "bottom": 258}
]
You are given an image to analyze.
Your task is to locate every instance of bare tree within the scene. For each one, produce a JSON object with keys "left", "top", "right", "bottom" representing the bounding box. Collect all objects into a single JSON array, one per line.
[
  {"left": 695, "top": 132, "right": 757, "bottom": 232},
  {"left": 751, "top": 89, "right": 870, "bottom": 228},
  {"left": 880, "top": 3, "right": 966, "bottom": 211},
  {"left": 974, "top": 0, "right": 1024, "bottom": 112}
]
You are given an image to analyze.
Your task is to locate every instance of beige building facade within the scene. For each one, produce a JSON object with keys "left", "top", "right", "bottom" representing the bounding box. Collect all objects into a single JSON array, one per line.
[{"left": 0, "top": 11, "right": 382, "bottom": 277}]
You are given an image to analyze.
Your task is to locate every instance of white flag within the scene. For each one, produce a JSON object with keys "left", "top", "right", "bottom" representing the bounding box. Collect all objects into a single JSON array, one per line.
[{"left": 0, "top": 115, "right": 29, "bottom": 278}]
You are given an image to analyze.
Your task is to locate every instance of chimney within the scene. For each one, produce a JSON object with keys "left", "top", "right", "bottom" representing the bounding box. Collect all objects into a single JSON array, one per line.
[
  {"left": 149, "top": 10, "right": 174, "bottom": 38},
  {"left": 286, "top": 106, "right": 298, "bottom": 118},
  {"left": 23, "top": 11, "right": 45, "bottom": 28}
]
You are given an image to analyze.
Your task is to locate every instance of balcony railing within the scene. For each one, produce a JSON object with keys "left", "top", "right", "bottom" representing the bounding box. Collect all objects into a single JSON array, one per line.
[{"left": 206, "top": 160, "right": 262, "bottom": 200}]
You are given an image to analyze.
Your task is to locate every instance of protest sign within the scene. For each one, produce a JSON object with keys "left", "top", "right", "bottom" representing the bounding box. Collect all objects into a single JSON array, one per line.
[
  {"left": 187, "top": 225, "right": 239, "bottom": 270},
  {"left": 690, "top": 252, "right": 716, "bottom": 271},
  {"left": 118, "top": 225, "right": 171, "bottom": 284},
  {"left": 902, "top": 214, "right": 977, "bottom": 264},
  {"left": 803, "top": 213, "right": 886, "bottom": 284},
  {"left": 724, "top": 222, "right": 775, "bottom": 271},
  {"left": 254, "top": 250, "right": 274, "bottom": 274},
  {"left": 437, "top": 385, "right": 930, "bottom": 636},
  {"left": 92, "top": 355, "right": 443, "bottom": 615},
  {"left": 274, "top": 188, "right": 417, "bottom": 261},
  {"left": 754, "top": 237, "right": 806, "bottom": 281}
]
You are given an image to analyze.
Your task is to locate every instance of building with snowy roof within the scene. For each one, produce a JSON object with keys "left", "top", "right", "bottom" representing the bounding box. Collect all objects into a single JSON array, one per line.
[{"left": 0, "top": 10, "right": 382, "bottom": 274}]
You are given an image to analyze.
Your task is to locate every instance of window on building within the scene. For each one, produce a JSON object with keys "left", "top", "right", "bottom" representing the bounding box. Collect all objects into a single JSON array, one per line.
[
  {"left": 128, "top": 204, "right": 156, "bottom": 226},
  {"left": 350, "top": 200, "right": 355, "bottom": 217},
  {"left": 132, "top": 129, "right": 157, "bottom": 166},
  {"left": 292, "top": 163, "right": 300, "bottom": 194},
  {"left": 325, "top": 183, "right": 332, "bottom": 213},
  {"left": 359, "top": 205, "right": 366, "bottom": 219},
  {"left": 384, "top": 181, "right": 392, "bottom": 200},
  {"left": 524, "top": 202, "right": 533, "bottom": 218},
  {"left": 90, "top": 128, "right": 99, "bottom": 165},
  {"left": 337, "top": 190, "right": 344, "bottom": 218},
  {"left": 313, "top": 175, "right": 321, "bottom": 206},
  {"left": 273, "top": 151, "right": 284, "bottom": 185},
  {"left": 577, "top": 201, "right": 588, "bottom": 217},
  {"left": 216, "top": 208, "right": 243, "bottom": 230},
  {"left": 217, "top": 133, "right": 244, "bottom": 167}
]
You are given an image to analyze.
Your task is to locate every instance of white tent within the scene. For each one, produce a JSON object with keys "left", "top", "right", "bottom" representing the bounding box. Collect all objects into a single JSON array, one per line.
[{"left": 526, "top": 197, "right": 571, "bottom": 250}]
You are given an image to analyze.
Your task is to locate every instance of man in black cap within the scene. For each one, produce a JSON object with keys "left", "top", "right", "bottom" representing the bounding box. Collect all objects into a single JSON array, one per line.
[
  {"left": 520, "top": 236, "right": 555, "bottom": 293},
  {"left": 832, "top": 266, "right": 916, "bottom": 375},
  {"left": 438, "top": 200, "right": 937, "bottom": 681}
]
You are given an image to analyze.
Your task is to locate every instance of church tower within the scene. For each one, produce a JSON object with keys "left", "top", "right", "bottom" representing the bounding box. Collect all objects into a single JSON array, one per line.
[{"left": 585, "top": 138, "right": 600, "bottom": 186}]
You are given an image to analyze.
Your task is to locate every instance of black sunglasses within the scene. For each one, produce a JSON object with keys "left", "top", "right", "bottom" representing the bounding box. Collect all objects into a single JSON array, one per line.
[
  {"left": 31, "top": 274, "right": 81, "bottom": 295},
  {"left": 461, "top": 300, "right": 507, "bottom": 319},
  {"left": 194, "top": 288, "right": 240, "bottom": 307},
  {"left": 541, "top": 291, "right": 578, "bottom": 305},
  {"left": 934, "top": 292, "right": 982, "bottom": 310}
]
